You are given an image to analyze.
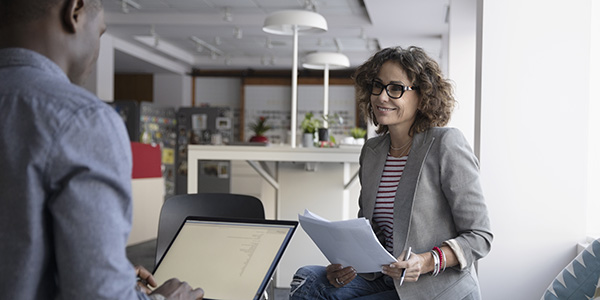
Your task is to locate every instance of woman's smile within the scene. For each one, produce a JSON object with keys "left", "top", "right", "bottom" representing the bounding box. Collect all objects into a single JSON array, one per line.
[{"left": 376, "top": 105, "right": 397, "bottom": 112}]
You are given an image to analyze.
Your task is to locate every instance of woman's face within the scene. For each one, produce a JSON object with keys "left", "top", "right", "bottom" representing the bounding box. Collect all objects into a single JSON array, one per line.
[{"left": 370, "top": 60, "right": 420, "bottom": 133}]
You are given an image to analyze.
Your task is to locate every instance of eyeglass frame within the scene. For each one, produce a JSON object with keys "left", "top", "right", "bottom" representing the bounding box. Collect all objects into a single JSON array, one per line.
[{"left": 369, "top": 80, "right": 418, "bottom": 99}]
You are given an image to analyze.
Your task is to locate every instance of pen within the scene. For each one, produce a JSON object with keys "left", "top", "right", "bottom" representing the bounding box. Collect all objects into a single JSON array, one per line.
[{"left": 399, "top": 247, "right": 411, "bottom": 286}]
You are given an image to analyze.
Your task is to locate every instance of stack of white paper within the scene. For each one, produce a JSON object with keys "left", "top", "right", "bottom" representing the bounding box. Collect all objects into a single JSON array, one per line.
[{"left": 298, "top": 209, "right": 397, "bottom": 273}]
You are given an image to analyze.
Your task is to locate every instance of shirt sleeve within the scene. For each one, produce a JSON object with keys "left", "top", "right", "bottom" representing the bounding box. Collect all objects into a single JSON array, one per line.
[
  {"left": 443, "top": 239, "right": 467, "bottom": 269},
  {"left": 45, "top": 104, "right": 143, "bottom": 299}
]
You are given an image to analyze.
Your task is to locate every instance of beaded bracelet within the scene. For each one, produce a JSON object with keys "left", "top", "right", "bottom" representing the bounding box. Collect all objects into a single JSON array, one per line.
[
  {"left": 433, "top": 246, "right": 444, "bottom": 274},
  {"left": 432, "top": 246, "right": 448, "bottom": 275}
]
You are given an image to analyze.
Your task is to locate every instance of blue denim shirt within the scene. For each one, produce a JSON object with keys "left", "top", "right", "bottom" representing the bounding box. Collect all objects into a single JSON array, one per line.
[{"left": 0, "top": 48, "right": 150, "bottom": 299}]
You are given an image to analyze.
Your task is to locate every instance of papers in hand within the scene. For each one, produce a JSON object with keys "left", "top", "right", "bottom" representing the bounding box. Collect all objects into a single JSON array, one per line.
[{"left": 298, "top": 209, "right": 397, "bottom": 273}]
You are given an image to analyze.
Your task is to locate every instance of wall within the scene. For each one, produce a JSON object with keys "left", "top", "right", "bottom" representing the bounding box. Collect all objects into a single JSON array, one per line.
[
  {"left": 84, "top": 33, "right": 115, "bottom": 101},
  {"left": 114, "top": 74, "right": 153, "bottom": 102},
  {"left": 154, "top": 74, "right": 192, "bottom": 108},
  {"left": 194, "top": 77, "right": 242, "bottom": 108},
  {"left": 447, "top": 0, "right": 477, "bottom": 149},
  {"left": 243, "top": 79, "right": 356, "bottom": 145},
  {"left": 587, "top": 0, "right": 600, "bottom": 238},
  {"left": 477, "top": 1, "right": 591, "bottom": 299}
]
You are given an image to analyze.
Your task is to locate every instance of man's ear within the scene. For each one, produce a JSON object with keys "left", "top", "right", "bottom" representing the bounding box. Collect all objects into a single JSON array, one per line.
[{"left": 62, "top": 0, "right": 84, "bottom": 33}]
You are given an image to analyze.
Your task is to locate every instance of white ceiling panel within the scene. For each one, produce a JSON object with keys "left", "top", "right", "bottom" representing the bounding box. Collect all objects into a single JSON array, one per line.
[{"left": 104, "top": 0, "right": 448, "bottom": 73}]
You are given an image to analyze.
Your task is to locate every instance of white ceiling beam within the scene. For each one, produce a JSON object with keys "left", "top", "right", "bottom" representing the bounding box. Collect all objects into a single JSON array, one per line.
[
  {"left": 112, "top": 36, "right": 190, "bottom": 74},
  {"left": 104, "top": 12, "right": 370, "bottom": 27}
]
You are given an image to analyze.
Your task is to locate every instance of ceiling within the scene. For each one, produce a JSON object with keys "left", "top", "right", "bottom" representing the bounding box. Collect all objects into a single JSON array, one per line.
[{"left": 104, "top": 0, "right": 449, "bottom": 74}]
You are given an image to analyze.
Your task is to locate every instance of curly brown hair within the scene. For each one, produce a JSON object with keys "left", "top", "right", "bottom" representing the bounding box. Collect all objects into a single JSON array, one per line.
[{"left": 353, "top": 46, "right": 456, "bottom": 135}]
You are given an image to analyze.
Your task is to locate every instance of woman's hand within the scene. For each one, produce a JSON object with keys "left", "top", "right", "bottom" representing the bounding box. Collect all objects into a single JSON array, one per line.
[
  {"left": 326, "top": 264, "right": 357, "bottom": 288},
  {"left": 381, "top": 251, "right": 426, "bottom": 283},
  {"left": 135, "top": 265, "right": 158, "bottom": 294}
]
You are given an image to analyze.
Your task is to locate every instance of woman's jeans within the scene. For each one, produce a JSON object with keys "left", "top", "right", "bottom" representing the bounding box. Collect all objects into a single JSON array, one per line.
[{"left": 289, "top": 265, "right": 399, "bottom": 300}]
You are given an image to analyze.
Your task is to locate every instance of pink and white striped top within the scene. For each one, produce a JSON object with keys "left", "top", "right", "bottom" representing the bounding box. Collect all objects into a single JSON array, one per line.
[{"left": 373, "top": 154, "right": 408, "bottom": 253}]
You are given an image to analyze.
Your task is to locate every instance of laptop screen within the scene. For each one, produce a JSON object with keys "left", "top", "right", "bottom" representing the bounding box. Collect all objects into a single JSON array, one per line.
[{"left": 152, "top": 216, "right": 297, "bottom": 300}]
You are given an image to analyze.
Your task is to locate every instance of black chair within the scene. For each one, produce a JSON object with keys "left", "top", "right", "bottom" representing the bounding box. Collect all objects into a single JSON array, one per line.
[{"left": 155, "top": 193, "right": 265, "bottom": 266}]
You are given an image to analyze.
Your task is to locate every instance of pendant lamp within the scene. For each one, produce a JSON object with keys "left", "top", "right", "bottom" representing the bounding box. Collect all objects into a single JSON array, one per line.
[
  {"left": 263, "top": 10, "right": 327, "bottom": 148},
  {"left": 302, "top": 52, "right": 350, "bottom": 127}
]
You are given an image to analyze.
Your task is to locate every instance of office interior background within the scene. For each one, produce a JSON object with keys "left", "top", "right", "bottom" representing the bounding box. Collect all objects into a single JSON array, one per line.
[{"left": 80, "top": 0, "right": 600, "bottom": 299}]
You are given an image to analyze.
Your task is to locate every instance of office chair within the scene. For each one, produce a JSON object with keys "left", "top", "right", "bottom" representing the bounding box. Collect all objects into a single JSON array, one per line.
[{"left": 155, "top": 193, "right": 265, "bottom": 266}]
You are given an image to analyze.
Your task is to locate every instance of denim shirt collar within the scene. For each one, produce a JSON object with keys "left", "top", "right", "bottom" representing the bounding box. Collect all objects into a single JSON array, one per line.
[{"left": 0, "top": 48, "right": 70, "bottom": 83}]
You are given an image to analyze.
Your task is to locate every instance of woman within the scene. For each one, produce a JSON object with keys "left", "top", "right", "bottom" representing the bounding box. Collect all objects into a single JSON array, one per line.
[{"left": 289, "top": 46, "right": 493, "bottom": 300}]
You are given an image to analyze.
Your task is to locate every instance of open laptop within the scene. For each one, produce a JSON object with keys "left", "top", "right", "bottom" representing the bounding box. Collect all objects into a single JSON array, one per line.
[{"left": 152, "top": 216, "right": 298, "bottom": 300}]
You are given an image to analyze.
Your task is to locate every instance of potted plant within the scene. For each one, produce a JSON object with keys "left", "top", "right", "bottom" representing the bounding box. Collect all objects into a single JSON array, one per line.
[
  {"left": 318, "top": 113, "right": 343, "bottom": 143},
  {"left": 300, "top": 112, "right": 320, "bottom": 147},
  {"left": 350, "top": 127, "right": 367, "bottom": 145},
  {"left": 248, "top": 116, "right": 271, "bottom": 143}
]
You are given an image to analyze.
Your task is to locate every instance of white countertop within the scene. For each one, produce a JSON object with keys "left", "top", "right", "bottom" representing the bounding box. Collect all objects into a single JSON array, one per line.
[{"left": 187, "top": 144, "right": 362, "bottom": 163}]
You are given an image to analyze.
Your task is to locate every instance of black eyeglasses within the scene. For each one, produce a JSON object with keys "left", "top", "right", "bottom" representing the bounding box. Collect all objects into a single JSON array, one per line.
[{"left": 370, "top": 80, "right": 418, "bottom": 99}]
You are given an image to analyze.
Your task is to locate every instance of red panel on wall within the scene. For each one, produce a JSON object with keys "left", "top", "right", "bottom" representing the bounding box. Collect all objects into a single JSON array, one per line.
[{"left": 131, "top": 142, "right": 162, "bottom": 179}]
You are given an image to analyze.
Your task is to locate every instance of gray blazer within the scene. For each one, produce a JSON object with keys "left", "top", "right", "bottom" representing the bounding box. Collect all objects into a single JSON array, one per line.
[{"left": 358, "top": 127, "right": 493, "bottom": 300}]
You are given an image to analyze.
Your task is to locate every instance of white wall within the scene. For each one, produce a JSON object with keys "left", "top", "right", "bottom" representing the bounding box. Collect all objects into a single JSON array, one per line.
[
  {"left": 587, "top": 0, "right": 600, "bottom": 238},
  {"left": 447, "top": 0, "right": 477, "bottom": 148},
  {"left": 476, "top": 1, "right": 591, "bottom": 299},
  {"left": 84, "top": 33, "right": 115, "bottom": 102},
  {"left": 153, "top": 74, "right": 192, "bottom": 108},
  {"left": 194, "top": 77, "right": 242, "bottom": 108}
]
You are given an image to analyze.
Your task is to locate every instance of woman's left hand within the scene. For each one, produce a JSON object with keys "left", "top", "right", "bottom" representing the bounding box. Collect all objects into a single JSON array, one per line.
[
  {"left": 135, "top": 265, "right": 158, "bottom": 294},
  {"left": 381, "top": 251, "right": 425, "bottom": 283}
]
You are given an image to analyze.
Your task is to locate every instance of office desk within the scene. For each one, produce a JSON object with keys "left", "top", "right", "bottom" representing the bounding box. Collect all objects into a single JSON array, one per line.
[{"left": 187, "top": 144, "right": 362, "bottom": 287}]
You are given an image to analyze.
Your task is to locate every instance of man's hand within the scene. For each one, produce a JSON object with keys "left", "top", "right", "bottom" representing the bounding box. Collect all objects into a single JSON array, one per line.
[
  {"left": 135, "top": 265, "right": 157, "bottom": 294},
  {"left": 151, "top": 278, "right": 204, "bottom": 300}
]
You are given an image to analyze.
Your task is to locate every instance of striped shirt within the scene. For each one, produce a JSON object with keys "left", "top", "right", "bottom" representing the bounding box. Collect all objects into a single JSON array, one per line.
[{"left": 373, "top": 154, "right": 408, "bottom": 253}]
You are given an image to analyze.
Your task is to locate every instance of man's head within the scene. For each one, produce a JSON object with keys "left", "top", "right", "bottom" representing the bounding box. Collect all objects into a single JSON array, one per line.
[{"left": 0, "top": 0, "right": 106, "bottom": 85}]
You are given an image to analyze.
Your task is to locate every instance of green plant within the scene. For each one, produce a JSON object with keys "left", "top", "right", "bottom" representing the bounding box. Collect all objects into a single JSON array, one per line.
[
  {"left": 350, "top": 127, "right": 367, "bottom": 139},
  {"left": 301, "top": 112, "right": 321, "bottom": 134},
  {"left": 248, "top": 116, "right": 271, "bottom": 136},
  {"left": 321, "top": 113, "right": 343, "bottom": 128}
]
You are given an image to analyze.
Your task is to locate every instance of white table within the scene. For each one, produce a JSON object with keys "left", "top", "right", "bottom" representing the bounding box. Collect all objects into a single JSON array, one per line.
[{"left": 187, "top": 144, "right": 363, "bottom": 287}]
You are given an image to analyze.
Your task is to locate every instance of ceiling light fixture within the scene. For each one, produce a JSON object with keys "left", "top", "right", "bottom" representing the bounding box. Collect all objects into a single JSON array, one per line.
[
  {"left": 304, "top": 0, "right": 317, "bottom": 12},
  {"left": 234, "top": 27, "right": 242, "bottom": 39},
  {"left": 263, "top": 10, "right": 327, "bottom": 148},
  {"left": 360, "top": 27, "right": 367, "bottom": 40},
  {"left": 120, "top": 0, "right": 141, "bottom": 13},
  {"left": 134, "top": 35, "right": 195, "bottom": 65},
  {"left": 223, "top": 7, "right": 232, "bottom": 22},
  {"left": 189, "top": 36, "right": 224, "bottom": 56},
  {"left": 150, "top": 25, "right": 159, "bottom": 47},
  {"left": 334, "top": 38, "right": 343, "bottom": 52},
  {"left": 302, "top": 52, "right": 350, "bottom": 127}
]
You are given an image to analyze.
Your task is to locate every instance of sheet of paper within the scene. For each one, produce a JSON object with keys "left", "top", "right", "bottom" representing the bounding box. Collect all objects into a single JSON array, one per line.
[{"left": 298, "top": 209, "right": 397, "bottom": 273}]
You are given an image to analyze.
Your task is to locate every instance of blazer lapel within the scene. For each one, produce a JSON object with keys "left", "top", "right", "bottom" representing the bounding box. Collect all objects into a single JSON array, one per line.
[
  {"left": 392, "top": 130, "right": 435, "bottom": 257},
  {"left": 360, "top": 135, "right": 390, "bottom": 220}
]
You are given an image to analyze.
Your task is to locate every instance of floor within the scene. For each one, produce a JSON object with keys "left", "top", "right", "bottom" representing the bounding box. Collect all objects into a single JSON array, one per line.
[{"left": 126, "top": 239, "right": 290, "bottom": 300}]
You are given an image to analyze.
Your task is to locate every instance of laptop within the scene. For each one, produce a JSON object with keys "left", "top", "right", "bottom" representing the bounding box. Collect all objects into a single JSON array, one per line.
[{"left": 152, "top": 216, "right": 298, "bottom": 300}]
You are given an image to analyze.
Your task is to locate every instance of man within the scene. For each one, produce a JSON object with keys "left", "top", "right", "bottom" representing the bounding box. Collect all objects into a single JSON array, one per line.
[{"left": 0, "top": 0, "right": 203, "bottom": 299}]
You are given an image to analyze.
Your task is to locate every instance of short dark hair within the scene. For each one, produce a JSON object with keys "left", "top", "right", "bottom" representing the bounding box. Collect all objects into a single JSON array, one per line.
[
  {"left": 0, "top": 0, "right": 102, "bottom": 27},
  {"left": 353, "top": 46, "right": 456, "bottom": 135}
]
